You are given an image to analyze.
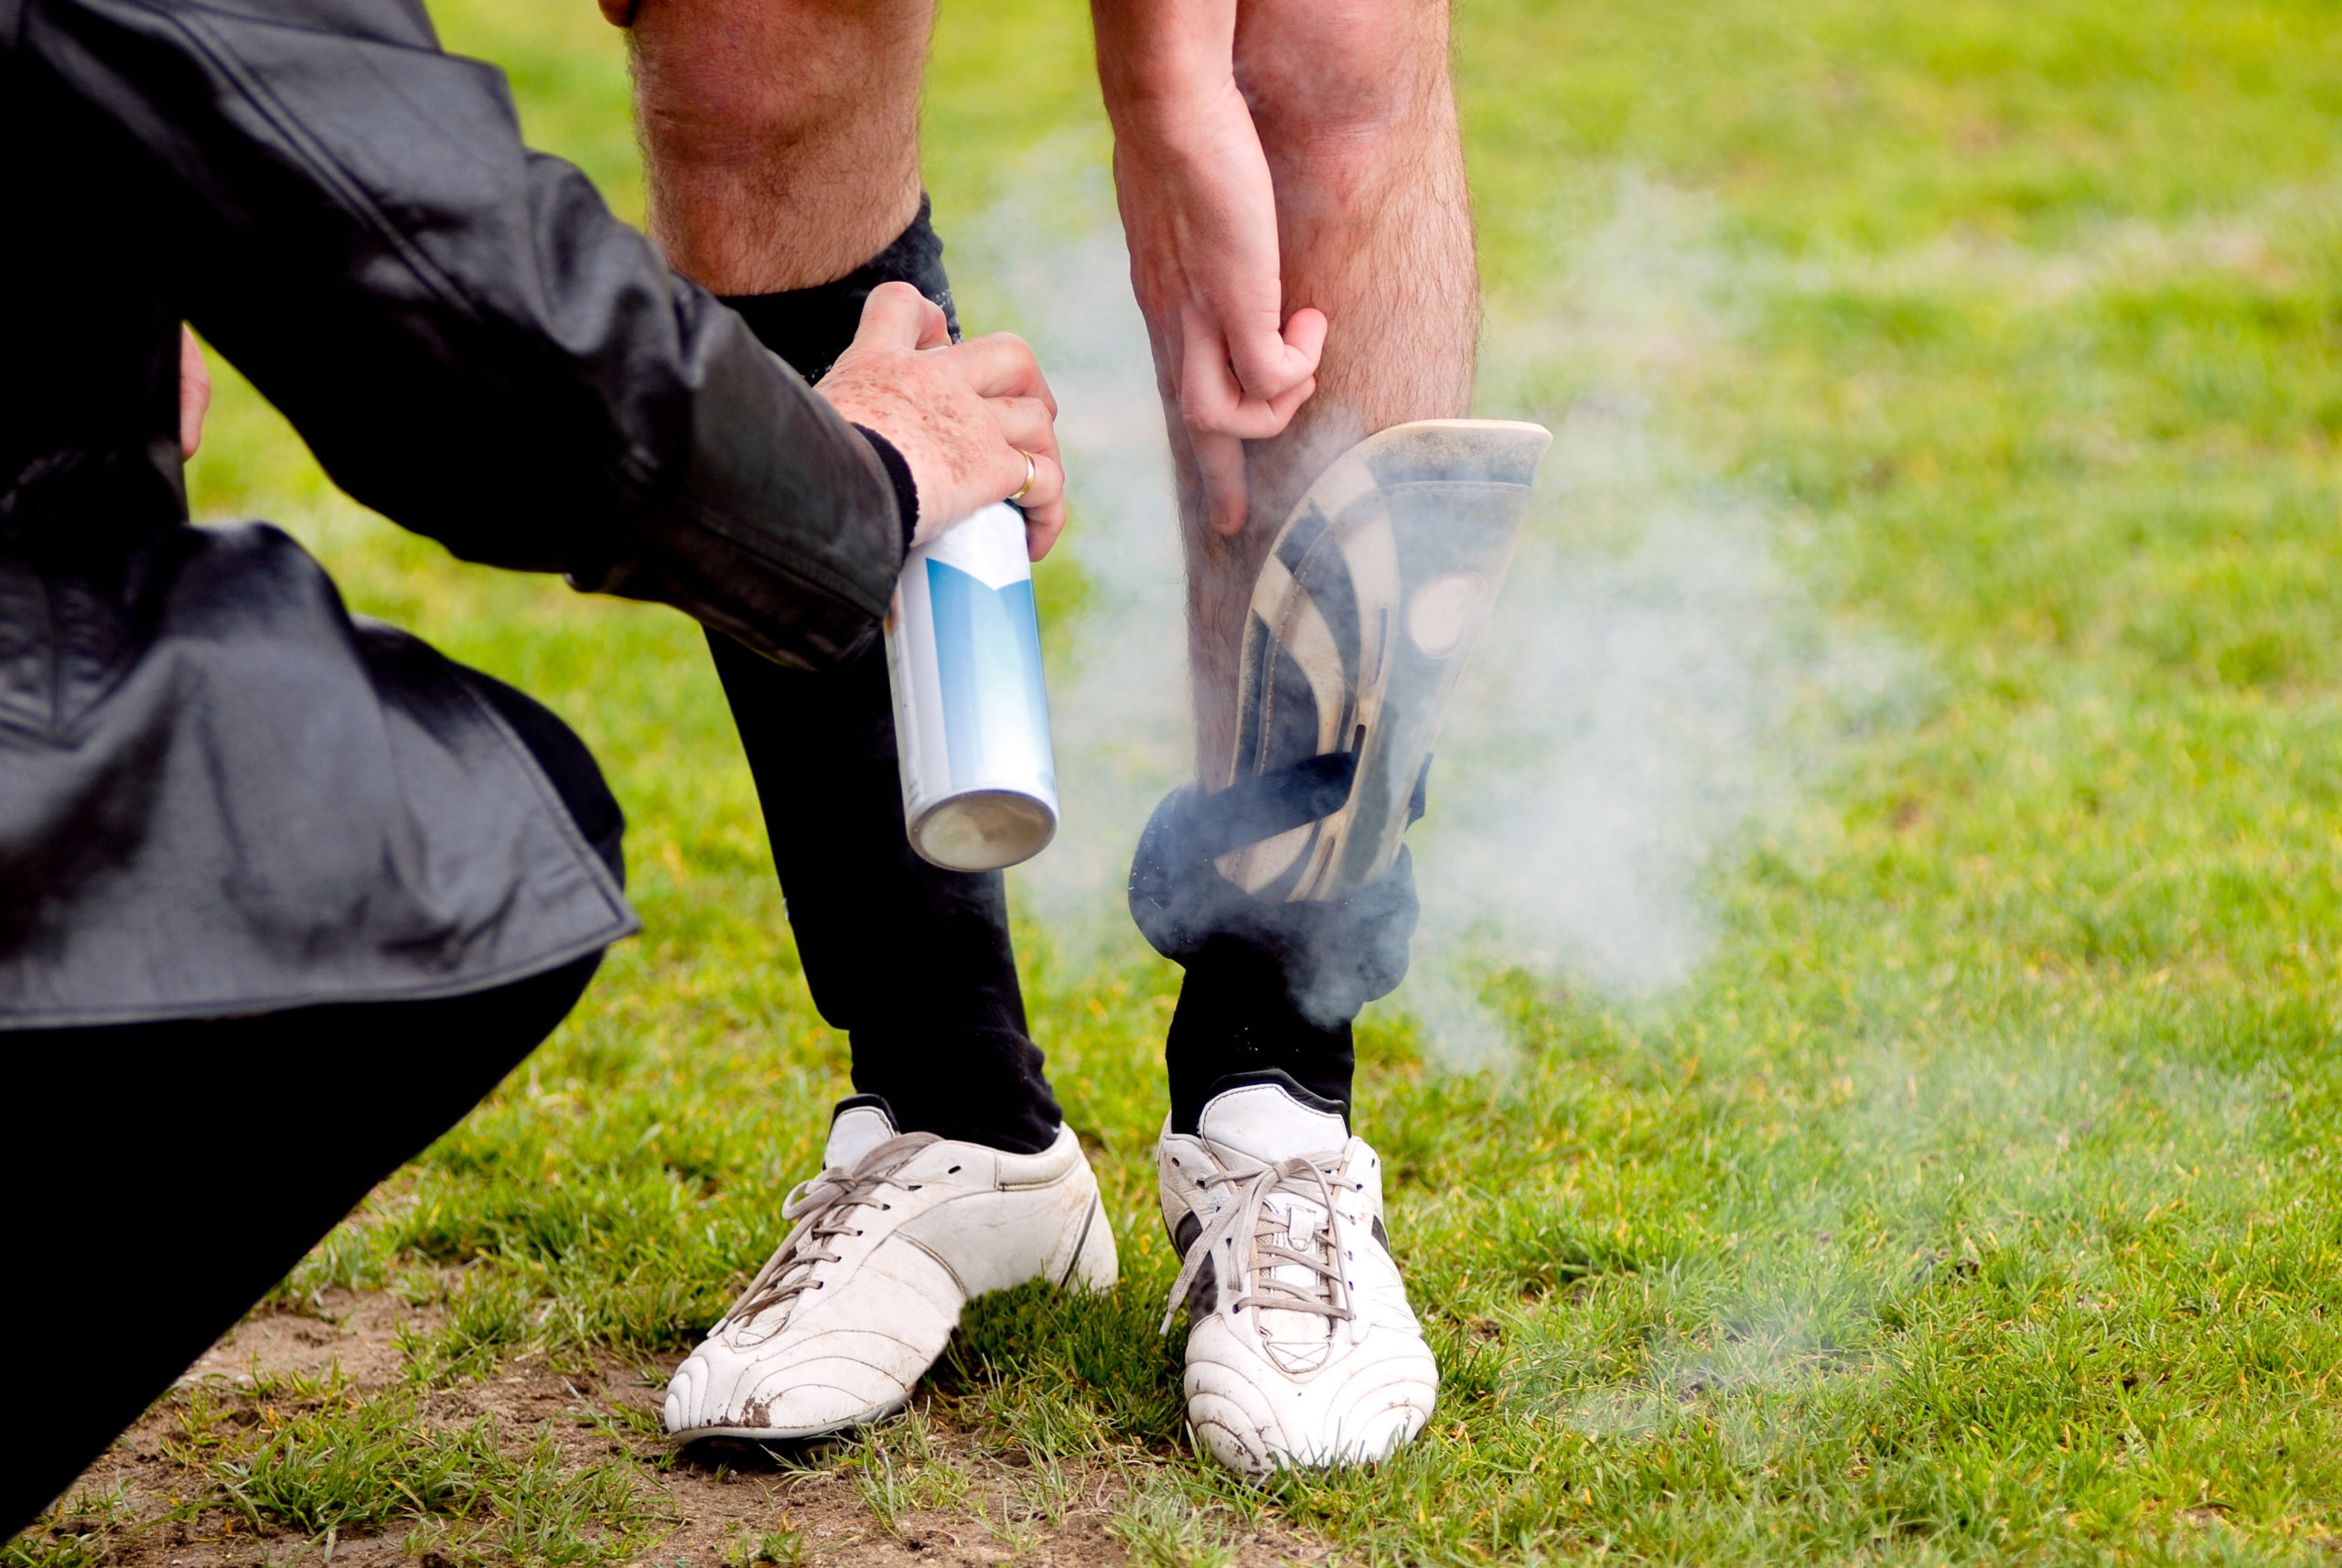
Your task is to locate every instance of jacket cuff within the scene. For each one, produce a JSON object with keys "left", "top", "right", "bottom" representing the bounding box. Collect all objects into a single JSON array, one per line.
[{"left": 852, "top": 424, "right": 919, "bottom": 557}]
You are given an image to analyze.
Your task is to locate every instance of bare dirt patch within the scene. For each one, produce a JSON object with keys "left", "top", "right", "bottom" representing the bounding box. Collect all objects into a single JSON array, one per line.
[{"left": 26, "top": 1291, "right": 1327, "bottom": 1568}]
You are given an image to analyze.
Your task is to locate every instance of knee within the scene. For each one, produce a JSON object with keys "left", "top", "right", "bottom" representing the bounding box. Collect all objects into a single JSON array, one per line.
[
  {"left": 1233, "top": 0, "right": 1451, "bottom": 155},
  {"left": 633, "top": 0, "right": 929, "bottom": 157}
]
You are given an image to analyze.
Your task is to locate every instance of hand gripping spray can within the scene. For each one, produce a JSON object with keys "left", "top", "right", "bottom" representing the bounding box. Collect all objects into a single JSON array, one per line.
[{"left": 883, "top": 501, "right": 1059, "bottom": 871}]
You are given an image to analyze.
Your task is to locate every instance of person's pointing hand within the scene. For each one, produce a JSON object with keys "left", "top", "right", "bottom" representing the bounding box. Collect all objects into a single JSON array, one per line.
[{"left": 1104, "top": 68, "right": 1322, "bottom": 536}]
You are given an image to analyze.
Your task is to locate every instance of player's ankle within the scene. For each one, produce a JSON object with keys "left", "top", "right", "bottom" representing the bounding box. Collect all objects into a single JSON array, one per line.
[
  {"left": 1164, "top": 942, "right": 1357, "bottom": 1135},
  {"left": 848, "top": 1078, "right": 1064, "bottom": 1155},
  {"left": 846, "top": 1010, "right": 1062, "bottom": 1154}
]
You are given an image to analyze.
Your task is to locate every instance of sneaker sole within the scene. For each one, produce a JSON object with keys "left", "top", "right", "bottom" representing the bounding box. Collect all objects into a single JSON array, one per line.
[{"left": 670, "top": 1398, "right": 910, "bottom": 1445}]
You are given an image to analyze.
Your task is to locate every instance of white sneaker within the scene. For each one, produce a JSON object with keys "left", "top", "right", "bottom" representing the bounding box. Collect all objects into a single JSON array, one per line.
[
  {"left": 663, "top": 1096, "right": 1118, "bottom": 1442},
  {"left": 1157, "top": 1073, "right": 1437, "bottom": 1474}
]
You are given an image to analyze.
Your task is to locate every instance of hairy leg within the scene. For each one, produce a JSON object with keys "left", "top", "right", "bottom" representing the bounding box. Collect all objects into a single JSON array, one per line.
[
  {"left": 1179, "top": 0, "right": 1477, "bottom": 780},
  {"left": 628, "top": 0, "right": 934, "bottom": 293}
]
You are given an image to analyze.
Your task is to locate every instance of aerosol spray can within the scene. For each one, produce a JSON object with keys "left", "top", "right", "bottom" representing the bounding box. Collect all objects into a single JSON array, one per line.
[{"left": 884, "top": 501, "right": 1059, "bottom": 872}]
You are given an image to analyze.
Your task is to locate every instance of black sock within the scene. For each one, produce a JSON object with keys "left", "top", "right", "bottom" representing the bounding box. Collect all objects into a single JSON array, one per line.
[
  {"left": 719, "top": 195, "right": 959, "bottom": 382},
  {"left": 1164, "top": 937, "right": 1357, "bottom": 1134},
  {"left": 1131, "top": 790, "right": 1422, "bottom": 1134}
]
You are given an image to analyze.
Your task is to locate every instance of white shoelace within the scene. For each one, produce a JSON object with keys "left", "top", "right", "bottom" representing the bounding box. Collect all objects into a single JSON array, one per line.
[
  {"left": 1162, "top": 1155, "right": 1360, "bottom": 1340},
  {"left": 723, "top": 1133, "right": 941, "bottom": 1331}
]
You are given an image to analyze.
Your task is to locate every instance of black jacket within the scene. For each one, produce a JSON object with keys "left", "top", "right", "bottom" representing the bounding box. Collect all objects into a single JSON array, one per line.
[{"left": 1, "top": 0, "right": 908, "bottom": 1026}]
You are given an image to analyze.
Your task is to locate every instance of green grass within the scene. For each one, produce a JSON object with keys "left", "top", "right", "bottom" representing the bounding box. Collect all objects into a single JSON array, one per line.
[
  {"left": 169, "top": 1369, "right": 660, "bottom": 1563},
  {"left": 37, "top": 0, "right": 2342, "bottom": 1561}
]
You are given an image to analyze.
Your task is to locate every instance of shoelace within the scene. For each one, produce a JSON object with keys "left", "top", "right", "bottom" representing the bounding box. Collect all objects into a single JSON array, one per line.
[
  {"left": 1161, "top": 1155, "right": 1359, "bottom": 1337},
  {"left": 723, "top": 1132, "right": 941, "bottom": 1329}
]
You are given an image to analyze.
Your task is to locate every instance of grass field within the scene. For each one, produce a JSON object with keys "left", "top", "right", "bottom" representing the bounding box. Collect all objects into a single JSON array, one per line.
[{"left": 16, "top": 0, "right": 2342, "bottom": 1563}]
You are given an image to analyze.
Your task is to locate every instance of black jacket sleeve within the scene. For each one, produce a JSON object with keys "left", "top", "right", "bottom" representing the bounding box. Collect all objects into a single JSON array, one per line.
[{"left": 14, "top": 0, "right": 903, "bottom": 667}]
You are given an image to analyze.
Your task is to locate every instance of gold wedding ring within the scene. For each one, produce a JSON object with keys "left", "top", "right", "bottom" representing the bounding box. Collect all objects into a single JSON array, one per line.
[{"left": 1011, "top": 449, "right": 1037, "bottom": 503}]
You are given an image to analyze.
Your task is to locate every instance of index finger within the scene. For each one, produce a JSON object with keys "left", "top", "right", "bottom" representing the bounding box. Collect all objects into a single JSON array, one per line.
[
  {"left": 945, "top": 333, "right": 1056, "bottom": 411},
  {"left": 1191, "top": 427, "right": 1249, "bottom": 535}
]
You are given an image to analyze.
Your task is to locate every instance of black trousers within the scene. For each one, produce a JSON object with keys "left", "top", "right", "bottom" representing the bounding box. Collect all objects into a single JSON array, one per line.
[
  {"left": 1, "top": 675, "right": 618, "bottom": 1540},
  {"left": 713, "top": 199, "right": 1370, "bottom": 1148}
]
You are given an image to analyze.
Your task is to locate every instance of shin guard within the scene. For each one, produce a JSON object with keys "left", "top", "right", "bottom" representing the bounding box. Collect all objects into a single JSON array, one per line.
[
  {"left": 1220, "top": 418, "right": 1552, "bottom": 901},
  {"left": 1132, "top": 419, "right": 1552, "bottom": 1026}
]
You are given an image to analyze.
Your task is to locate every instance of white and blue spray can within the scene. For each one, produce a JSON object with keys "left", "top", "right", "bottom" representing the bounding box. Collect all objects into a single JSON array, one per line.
[{"left": 883, "top": 501, "right": 1059, "bottom": 872}]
